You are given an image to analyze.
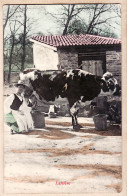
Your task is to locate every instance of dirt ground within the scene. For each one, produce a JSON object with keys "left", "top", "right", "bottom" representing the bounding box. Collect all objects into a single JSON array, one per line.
[{"left": 4, "top": 116, "right": 122, "bottom": 194}]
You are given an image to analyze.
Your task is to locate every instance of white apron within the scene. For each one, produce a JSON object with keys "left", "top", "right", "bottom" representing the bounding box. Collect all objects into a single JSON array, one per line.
[{"left": 4, "top": 94, "right": 33, "bottom": 132}]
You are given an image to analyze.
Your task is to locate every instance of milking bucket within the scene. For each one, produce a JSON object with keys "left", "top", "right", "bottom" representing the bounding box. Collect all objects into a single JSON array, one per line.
[
  {"left": 93, "top": 114, "right": 107, "bottom": 131},
  {"left": 32, "top": 110, "right": 45, "bottom": 128}
]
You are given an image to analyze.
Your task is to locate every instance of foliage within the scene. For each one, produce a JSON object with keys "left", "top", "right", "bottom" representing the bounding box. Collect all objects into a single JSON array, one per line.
[
  {"left": 67, "top": 19, "right": 87, "bottom": 34},
  {"left": 4, "top": 39, "right": 33, "bottom": 72}
]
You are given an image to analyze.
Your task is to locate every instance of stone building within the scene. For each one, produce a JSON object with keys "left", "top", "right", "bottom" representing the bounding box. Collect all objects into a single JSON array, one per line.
[{"left": 30, "top": 34, "right": 121, "bottom": 84}]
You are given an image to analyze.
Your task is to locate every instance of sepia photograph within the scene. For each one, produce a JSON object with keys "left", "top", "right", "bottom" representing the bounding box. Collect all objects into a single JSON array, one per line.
[{"left": 2, "top": 2, "right": 124, "bottom": 194}]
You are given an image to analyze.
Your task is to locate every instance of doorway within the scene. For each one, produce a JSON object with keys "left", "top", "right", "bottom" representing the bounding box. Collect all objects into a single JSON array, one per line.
[{"left": 78, "top": 51, "right": 106, "bottom": 76}]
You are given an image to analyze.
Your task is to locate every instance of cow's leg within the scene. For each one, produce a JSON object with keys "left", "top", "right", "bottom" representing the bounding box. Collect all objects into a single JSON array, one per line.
[{"left": 70, "top": 102, "right": 82, "bottom": 130}]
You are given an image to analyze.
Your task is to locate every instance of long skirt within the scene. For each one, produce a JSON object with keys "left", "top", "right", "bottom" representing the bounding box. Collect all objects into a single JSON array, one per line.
[
  {"left": 5, "top": 110, "right": 34, "bottom": 133},
  {"left": 4, "top": 113, "right": 19, "bottom": 133}
]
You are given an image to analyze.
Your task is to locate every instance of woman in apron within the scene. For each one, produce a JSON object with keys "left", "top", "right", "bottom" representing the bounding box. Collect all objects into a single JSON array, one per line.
[{"left": 4, "top": 81, "right": 34, "bottom": 134}]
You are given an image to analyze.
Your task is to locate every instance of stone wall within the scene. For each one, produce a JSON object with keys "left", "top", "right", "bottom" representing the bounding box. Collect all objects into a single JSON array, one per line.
[
  {"left": 106, "top": 50, "right": 121, "bottom": 84},
  {"left": 57, "top": 47, "right": 78, "bottom": 70}
]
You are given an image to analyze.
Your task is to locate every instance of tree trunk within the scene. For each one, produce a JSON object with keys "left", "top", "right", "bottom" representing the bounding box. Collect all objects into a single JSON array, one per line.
[
  {"left": 62, "top": 5, "right": 75, "bottom": 35},
  {"left": 4, "top": 5, "right": 10, "bottom": 31},
  {"left": 8, "top": 35, "right": 15, "bottom": 83},
  {"left": 63, "top": 18, "right": 71, "bottom": 35},
  {"left": 21, "top": 5, "right": 27, "bottom": 71}
]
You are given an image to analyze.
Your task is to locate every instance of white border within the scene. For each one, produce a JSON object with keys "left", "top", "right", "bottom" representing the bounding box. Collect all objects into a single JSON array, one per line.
[{"left": 0, "top": 1, "right": 127, "bottom": 196}]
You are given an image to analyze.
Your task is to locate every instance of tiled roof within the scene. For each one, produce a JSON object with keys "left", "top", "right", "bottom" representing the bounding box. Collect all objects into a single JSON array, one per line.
[{"left": 31, "top": 34, "right": 121, "bottom": 47}]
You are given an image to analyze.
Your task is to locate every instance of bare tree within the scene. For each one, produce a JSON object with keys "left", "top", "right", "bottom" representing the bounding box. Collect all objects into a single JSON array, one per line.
[
  {"left": 7, "top": 34, "right": 14, "bottom": 83},
  {"left": 46, "top": 4, "right": 121, "bottom": 37},
  {"left": 4, "top": 5, "right": 35, "bottom": 82},
  {"left": 19, "top": 5, "right": 37, "bottom": 71},
  {"left": 21, "top": 5, "right": 27, "bottom": 71},
  {"left": 85, "top": 4, "right": 118, "bottom": 35},
  {"left": 3, "top": 5, "right": 20, "bottom": 31},
  {"left": 62, "top": 5, "right": 75, "bottom": 35},
  {"left": 46, "top": 4, "right": 89, "bottom": 35},
  {"left": 3, "top": 5, "right": 20, "bottom": 48},
  {"left": 7, "top": 18, "right": 21, "bottom": 83}
]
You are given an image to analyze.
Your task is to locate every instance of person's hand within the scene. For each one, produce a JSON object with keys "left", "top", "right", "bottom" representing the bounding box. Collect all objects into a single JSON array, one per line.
[{"left": 18, "top": 110, "right": 24, "bottom": 115}]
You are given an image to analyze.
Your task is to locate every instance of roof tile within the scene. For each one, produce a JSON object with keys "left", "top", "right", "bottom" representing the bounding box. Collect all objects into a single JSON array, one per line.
[{"left": 31, "top": 34, "right": 121, "bottom": 47}]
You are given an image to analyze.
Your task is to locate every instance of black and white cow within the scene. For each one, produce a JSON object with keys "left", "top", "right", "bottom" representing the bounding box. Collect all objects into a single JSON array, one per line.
[{"left": 19, "top": 68, "right": 121, "bottom": 130}]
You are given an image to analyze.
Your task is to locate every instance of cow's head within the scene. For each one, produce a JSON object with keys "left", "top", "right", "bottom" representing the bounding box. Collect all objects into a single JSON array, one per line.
[{"left": 101, "top": 72, "right": 121, "bottom": 96}]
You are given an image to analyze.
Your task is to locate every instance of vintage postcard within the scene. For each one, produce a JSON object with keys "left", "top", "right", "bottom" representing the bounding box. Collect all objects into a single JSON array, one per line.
[{"left": 0, "top": 0, "right": 127, "bottom": 195}]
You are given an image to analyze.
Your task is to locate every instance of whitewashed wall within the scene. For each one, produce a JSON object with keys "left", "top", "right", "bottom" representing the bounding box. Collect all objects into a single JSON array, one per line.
[{"left": 33, "top": 42, "right": 59, "bottom": 70}]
